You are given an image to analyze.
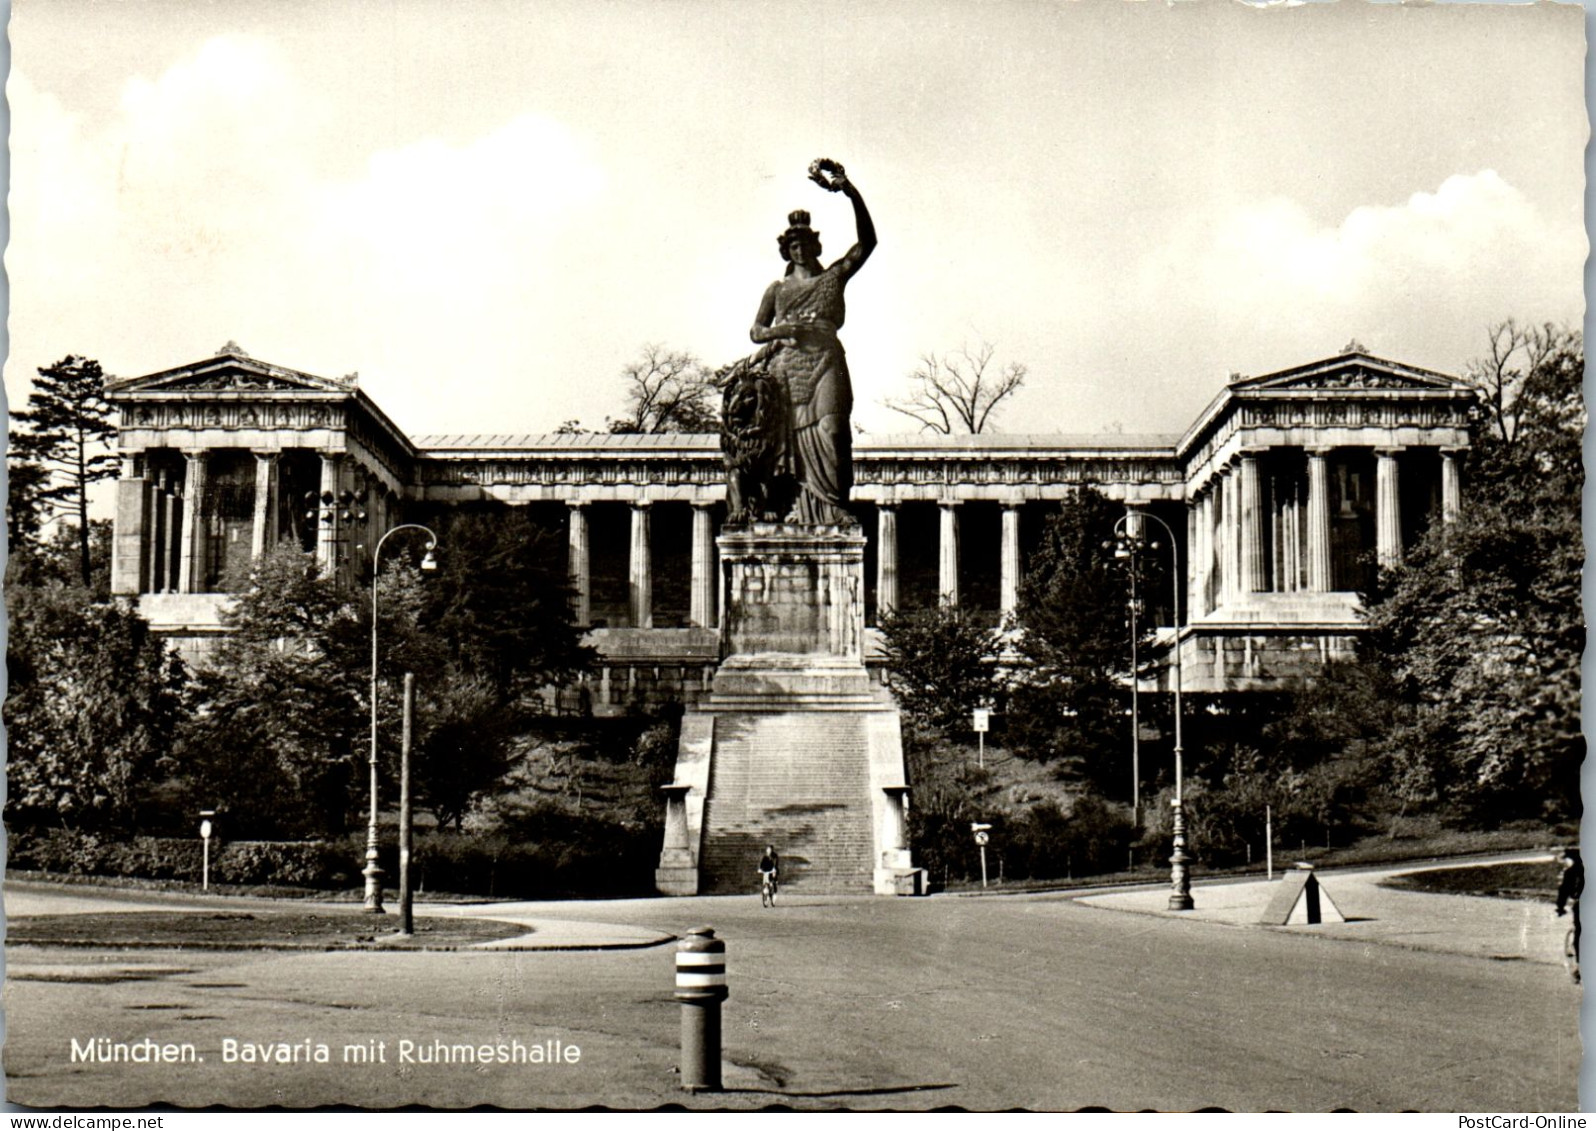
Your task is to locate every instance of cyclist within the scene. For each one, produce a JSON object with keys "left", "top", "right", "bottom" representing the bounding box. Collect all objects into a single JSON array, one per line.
[
  {"left": 1556, "top": 846, "right": 1582, "bottom": 982},
  {"left": 758, "top": 845, "right": 780, "bottom": 907}
]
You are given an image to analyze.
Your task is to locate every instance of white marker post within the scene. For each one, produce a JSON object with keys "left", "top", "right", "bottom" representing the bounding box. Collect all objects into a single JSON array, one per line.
[
  {"left": 972, "top": 823, "right": 992, "bottom": 889},
  {"left": 199, "top": 811, "right": 215, "bottom": 892},
  {"left": 973, "top": 707, "right": 990, "bottom": 769},
  {"left": 1266, "top": 804, "right": 1274, "bottom": 880}
]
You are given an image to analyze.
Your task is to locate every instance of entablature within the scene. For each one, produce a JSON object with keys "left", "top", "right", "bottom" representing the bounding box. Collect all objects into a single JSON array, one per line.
[{"left": 1177, "top": 350, "right": 1478, "bottom": 493}]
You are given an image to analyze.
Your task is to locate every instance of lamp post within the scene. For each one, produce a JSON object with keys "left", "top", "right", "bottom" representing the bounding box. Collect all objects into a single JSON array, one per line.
[
  {"left": 1112, "top": 525, "right": 1142, "bottom": 834},
  {"left": 1114, "top": 509, "right": 1194, "bottom": 911},
  {"left": 365, "top": 524, "right": 438, "bottom": 913}
]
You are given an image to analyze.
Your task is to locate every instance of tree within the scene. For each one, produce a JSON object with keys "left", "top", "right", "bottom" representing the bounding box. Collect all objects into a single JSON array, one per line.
[
  {"left": 9, "top": 356, "right": 119, "bottom": 586},
  {"left": 878, "top": 605, "right": 1003, "bottom": 735},
  {"left": 6, "top": 519, "right": 113, "bottom": 595},
  {"left": 4, "top": 585, "right": 186, "bottom": 831},
  {"left": 174, "top": 546, "right": 366, "bottom": 836},
  {"left": 1006, "top": 487, "right": 1153, "bottom": 791},
  {"left": 180, "top": 506, "right": 599, "bottom": 837},
  {"left": 1466, "top": 320, "right": 1582, "bottom": 468},
  {"left": 607, "top": 344, "right": 719, "bottom": 434},
  {"left": 1364, "top": 323, "right": 1583, "bottom": 824},
  {"left": 411, "top": 671, "right": 519, "bottom": 830},
  {"left": 7, "top": 456, "right": 50, "bottom": 553},
  {"left": 884, "top": 342, "right": 1027, "bottom": 434},
  {"left": 421, "top": 509, "right": 595, "bottom": 696}
]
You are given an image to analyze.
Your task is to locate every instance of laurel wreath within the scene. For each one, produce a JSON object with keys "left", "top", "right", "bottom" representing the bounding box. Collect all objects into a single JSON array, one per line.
[{"left": 808, "top": 158, "right": 848, "bottom": 192}]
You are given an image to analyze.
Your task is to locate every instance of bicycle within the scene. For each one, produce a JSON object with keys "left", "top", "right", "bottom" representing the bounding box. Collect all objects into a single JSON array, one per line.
[{"left": 759, "top": 869, "right": 778, "bottom": 908}]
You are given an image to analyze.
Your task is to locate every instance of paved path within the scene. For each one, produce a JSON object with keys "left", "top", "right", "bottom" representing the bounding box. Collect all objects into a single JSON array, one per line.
[
  {"left": 5, "top": 881, "right": 675, "bottom": 952},
  {"left": 1075, "top": 852, "right": 1570, "bottom": 966},
  {"left": 8, "top": 854, "right": 1569, "bottom": 963},
  {"left": 3, "top": 861, "right": 1579, "bottom": 1111}
]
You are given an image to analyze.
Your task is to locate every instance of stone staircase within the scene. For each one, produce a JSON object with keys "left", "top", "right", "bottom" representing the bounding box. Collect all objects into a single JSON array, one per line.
[{"left": 697, "top": 712, "right": 876, "bottom": 895}]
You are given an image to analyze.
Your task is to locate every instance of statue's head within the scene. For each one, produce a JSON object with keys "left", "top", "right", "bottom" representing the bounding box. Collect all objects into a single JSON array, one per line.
[{"left": 778, "top": 210, "right": 823, "bottom": 268}]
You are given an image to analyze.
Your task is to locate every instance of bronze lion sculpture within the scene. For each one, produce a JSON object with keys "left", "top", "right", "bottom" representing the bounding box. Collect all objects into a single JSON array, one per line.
[{"left": 718, "top": 353, "right": 794, "bottom": 526}]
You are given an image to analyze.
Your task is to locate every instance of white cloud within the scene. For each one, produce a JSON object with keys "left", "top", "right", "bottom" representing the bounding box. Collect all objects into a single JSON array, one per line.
[
  {"left": 1138, "top": 170, "right": 1585, "bottom": 360},
  {"left": 1117, "top": 167, "right": 1589, "bottom": 401},
  {"left": 6, "top": 36, "right": 615, "bottom": 434}
]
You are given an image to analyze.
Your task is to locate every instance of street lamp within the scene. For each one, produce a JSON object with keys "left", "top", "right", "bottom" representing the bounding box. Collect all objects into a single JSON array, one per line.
[
  {"left": 1111, "top": 525, "right": 1143, "bottom": 834},
  {"left": 365, "top": 524, "right": 439, "bottom": 913},
  {"left": 1113, "top": 509, "right": 1194, "bottom": 911}
]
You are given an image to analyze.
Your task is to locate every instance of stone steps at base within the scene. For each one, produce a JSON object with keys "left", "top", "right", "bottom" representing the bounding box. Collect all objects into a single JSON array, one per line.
[{"left": 698, "top": 712, "right": 876, "bottom": 895}]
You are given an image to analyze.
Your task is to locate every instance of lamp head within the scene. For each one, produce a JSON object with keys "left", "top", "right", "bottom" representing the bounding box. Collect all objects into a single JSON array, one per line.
[{"left": 420, "top": 544, "right": 439, "bottom": 572}]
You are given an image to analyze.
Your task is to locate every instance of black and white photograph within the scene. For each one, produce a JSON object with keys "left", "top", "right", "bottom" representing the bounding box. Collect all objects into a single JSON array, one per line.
[{"left": 2, "top": 0, "right": 1586, "bottom": 1114}]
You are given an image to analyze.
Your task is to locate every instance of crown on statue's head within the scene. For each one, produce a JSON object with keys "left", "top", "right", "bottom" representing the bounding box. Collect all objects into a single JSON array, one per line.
[{"left": 787, "top": 210, "right": 812, "bottom": 229}]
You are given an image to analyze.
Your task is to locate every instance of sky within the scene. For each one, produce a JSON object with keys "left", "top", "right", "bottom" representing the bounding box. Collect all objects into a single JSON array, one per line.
[{"left": 4, "top": 0, "right": 1587, "bottom": 444}]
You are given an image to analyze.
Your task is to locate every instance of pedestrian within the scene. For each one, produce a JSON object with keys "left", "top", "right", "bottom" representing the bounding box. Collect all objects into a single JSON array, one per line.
[
  {"left": 1556, "top": 846, "right": 1582, "bottom": 981},
  {"left": 758, "top": 845, "right": 780, "bottom": 907}
]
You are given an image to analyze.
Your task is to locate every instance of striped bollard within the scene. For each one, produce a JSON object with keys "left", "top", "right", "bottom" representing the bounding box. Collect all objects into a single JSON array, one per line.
[{"left": 675, "top": 926, "right": 727, "bottom": 1092}]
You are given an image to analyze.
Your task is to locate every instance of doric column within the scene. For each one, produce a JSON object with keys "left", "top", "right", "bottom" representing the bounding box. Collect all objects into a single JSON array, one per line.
[
  {"left": 567, "top": 501, "right": 591, "bottom": 626},
  {"left": 371, "top": 490, "right": 388, "bottom": 555},
  {"left": 111, "top": 452, "right": 149, "bottom": 596},
  {"left": 1306, "top": 448, "right": 1332, "bottom": 591},
  {"left": 629, "top": 501, "right": 653, "bottom": 629},
  {"left": 1000, "top": 504, "right": 1021, "bottom": 619},
  {"left": 316, "top": 453, "right": 342, "bottom": 578},
  {"left": 251, "top": 452, "right": 279, "bottom": 562},
  {"left": 1221, "top": 466, "right": 1240, "bottom": 605},
  {"left": 877, "top": 505, "right": 899, "bottom": 619},
  {"left": 1239, "top": 451, "right": 1265, "bottom": 594},
  {"left": 690, "top": 503, "right": 716, "bottom": 628},
  {"left": 148, "top": 467, "right": 169, "bottom": 593},
  {"left": 177, "top": 449, "right": 208, "bottom": 594},
  {"left": 1440, "top": 447, "right": 1463, "bottom": 526},
  {"left": 1284, "top": 489, "right": 1301, "bottom": 592},
  {"left": 1184, "top": 498, "right": 1198, "bottom": 622},
  {"left": 1197, "top": 489, "right": 1214, "bottom": 615},
  {"left": 1376, "top": 448, "right": 1403, "bottom": 567},
  {"left": 938, "top": 501, "right": 960, "bottom": 607},
  {"left": 164, "top": 471, "right": 182, "bottom": 593}
]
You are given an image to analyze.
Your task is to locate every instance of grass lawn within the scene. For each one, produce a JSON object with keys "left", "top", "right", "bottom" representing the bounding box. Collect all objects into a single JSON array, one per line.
[
  {"left": 1380, "top": 860, "right": 1563, "bottom": 902},
  {"left": 8, "top": 910, "right": 529, "bottom": 950}
]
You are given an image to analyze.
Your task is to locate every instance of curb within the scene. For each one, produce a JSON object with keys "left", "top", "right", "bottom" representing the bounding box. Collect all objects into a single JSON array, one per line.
[{"left": 9, "top": 933, "right": 679, "bottom": 954}]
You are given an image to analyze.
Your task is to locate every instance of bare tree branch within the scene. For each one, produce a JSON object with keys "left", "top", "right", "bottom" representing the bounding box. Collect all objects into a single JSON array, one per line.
[
  {"left": 609, "top": 343, "right": 719, "bottom": 434},
  {"left": 883, "top": 341, "right": 1028, "bottom": 434},
  {"left": 1465, "top": 319, "right": 1581, "bottom": 451}
]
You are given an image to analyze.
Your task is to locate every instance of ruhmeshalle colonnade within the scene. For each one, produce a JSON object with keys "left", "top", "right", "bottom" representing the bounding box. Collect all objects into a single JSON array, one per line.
[{"left": 107, "top": 340, "right": 1475, "bottom": 699}]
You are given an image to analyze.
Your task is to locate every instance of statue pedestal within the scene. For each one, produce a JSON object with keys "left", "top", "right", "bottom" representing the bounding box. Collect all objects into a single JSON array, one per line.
[
  {"left": 718, "top": 522, "right": 866, "bottom": 660},
  {"left": 711, "top": 522, "right": 872, "bottom": 705},
  {"left": 655, "top": 522, "right": 923, "bottom": 896}
]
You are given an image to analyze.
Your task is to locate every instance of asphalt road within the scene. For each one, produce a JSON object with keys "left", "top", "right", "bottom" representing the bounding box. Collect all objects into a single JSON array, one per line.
[{"left": 4, "top": 890, "right": 1579, "bottom": 1111}]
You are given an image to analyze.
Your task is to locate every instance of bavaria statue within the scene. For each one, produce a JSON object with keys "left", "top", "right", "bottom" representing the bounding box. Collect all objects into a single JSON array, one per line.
[{"left": 721, "top": 158, "right": 876, "bottom": 526}]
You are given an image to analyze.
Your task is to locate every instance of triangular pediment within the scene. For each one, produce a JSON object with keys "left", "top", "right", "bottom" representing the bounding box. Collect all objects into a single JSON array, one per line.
[
  {"left": 106, "top": 347, "right": 355, "bottom": 395},
  {"left": 1231, "top": 351, "right": 1467, "bottom": 394}
]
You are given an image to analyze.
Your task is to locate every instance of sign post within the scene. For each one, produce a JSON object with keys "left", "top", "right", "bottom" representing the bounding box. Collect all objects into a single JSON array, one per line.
[
  {"left": 199, "top": 810, "right": 215, "bottom": 892},
  {"left": 972, "top": 822, "right": 992, "bottom": 889},
  {"left": 973, "top": 707, "right": 990, "bottom": 769},
  {"left": 1265, "top": 804, "right": 1274, "bottom": 880}
]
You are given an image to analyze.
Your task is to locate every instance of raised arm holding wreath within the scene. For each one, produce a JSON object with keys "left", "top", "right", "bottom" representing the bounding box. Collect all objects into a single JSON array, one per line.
[{"left": 723, "top": 159, "right": 875, "bottom": 527}]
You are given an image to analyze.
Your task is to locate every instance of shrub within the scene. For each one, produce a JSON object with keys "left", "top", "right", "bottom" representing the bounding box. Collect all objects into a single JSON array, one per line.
[
  {"left": 409, "top": 816, "right": 658, "bottom": 899},
  {"left": 9, "top": 829, "right": 355, "bottom": 888}
]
